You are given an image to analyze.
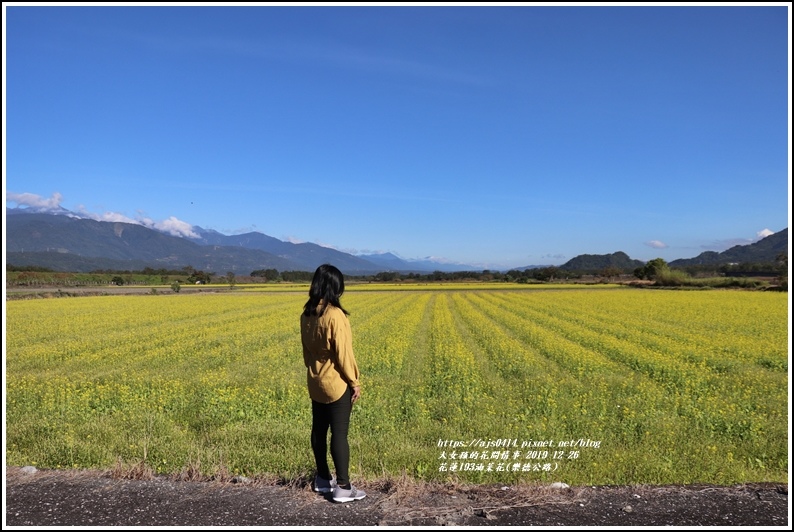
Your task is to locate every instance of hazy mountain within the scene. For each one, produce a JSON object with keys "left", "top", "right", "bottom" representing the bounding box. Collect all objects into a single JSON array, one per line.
[
  {"left": 510, "top": 264, "right": 555, "bottom": 271},
  {"left": 669, "top": 228, "right": 788, "bottom": 267},
  {"left": 187, "top": 227, "right": 385, "bottom": 273},
  {"left": 358, "top": 252, "right": 483, "bottom": 273}
]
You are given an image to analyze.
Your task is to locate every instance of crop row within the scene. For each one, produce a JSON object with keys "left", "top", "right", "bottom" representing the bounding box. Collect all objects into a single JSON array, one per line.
[{"left": 6, "top": 288, "right": 787, "bottom": 485}]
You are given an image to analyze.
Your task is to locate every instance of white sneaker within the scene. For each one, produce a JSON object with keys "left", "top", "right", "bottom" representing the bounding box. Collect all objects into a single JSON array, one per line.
[
  {"left": 313, "top": 475, "right": 337, "bottom": 493},
  {"left": 332, "top": 484, "right": 367, "bottom": 503}
]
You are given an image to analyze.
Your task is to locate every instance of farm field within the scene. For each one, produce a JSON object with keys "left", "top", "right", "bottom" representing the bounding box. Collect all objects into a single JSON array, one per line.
[{"left": 5, "top": 286, "right": 788, "bottom": 487}]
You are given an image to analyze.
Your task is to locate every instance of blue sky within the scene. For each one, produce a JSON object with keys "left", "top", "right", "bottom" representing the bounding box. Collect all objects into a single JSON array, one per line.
[{"left": 4, "top": 4, "right": 791, "bottom": 269}]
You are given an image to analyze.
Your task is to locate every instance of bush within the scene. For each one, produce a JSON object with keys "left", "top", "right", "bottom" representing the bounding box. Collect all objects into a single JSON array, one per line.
[{"left": 654, "top": 269, "right": 690, "bottom": 287}]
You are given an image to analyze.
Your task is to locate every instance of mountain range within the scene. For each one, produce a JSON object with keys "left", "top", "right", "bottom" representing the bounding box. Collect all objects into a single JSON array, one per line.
[
  {"left": 4, "top": 209, "right": 788, "bottom": 275},
  {"left": 5, "top": 209, "right": 488, "bottom": 274}
]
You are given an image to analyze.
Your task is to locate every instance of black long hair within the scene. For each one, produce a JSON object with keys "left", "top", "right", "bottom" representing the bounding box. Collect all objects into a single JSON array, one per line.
[{"left": 303, "top": 264, "right": 349, "bottom": 317}]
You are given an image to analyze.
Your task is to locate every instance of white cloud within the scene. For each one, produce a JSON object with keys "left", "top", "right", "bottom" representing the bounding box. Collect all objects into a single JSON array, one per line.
[
  {"left": 645, "top": 240, "right": 669, "bottom": 249},
  {"left": 756, "top": 228, "right": 774, "bottom": 239},
  {"left": 422, "top": 256, "right": 458, "bottom": 264},
  {"left": 150, "top": 216, "right": 200, "bottom": 239},
  {"left": 10, "top": 191, "right": 200, "bottom": 239},
  {"left": 78, "top": 206, "right": 138, "bottom": 224},
  {"left": 542, "top": 253, "right": 567, "bottom": 261},
  {"left": 81, "top": 210, "right": 198, "bottom": 238},
  {"left": 8, "top": 191, "right": 64, "bottom": 210}
]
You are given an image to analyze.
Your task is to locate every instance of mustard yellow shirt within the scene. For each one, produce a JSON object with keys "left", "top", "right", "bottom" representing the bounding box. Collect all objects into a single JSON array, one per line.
[{"left": 300, "top": 303, "right": 361, "bottom": 403}]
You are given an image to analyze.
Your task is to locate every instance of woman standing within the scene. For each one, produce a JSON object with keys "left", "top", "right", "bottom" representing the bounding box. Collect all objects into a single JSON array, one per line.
[{"left": 300, "top": 264, "right": 366, "bottom": 503}]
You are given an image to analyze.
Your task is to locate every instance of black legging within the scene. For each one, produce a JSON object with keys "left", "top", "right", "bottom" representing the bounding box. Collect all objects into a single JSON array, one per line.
[{"left": 311, "top": 386, "right": 352, "bottom": 486}]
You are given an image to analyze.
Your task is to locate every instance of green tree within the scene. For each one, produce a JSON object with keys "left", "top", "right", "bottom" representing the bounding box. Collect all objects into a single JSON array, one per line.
[
  {"left": 599, "top": 266, "right": 622, "bottom": 282},
  {"left": 375, "top": 271, "right": 398, "bottom": 282},
  {"left": 504, "top": 270, "right": 523, "bottom": 282},
  {"left": 187, "top": 269, "right": 212, "bottom": 284},
  {"left": 251, "top": 268, "right": 280, "bottom": 281},
  {"left": 226, "top": 271, "right": 236, "bottom": 290},
  {"left": 775, "top": 252, "right": 788, "bottom": 289},
  {"left": 636, "top": 258, "right": 670, "bottom": 280},
  {"left": 532, "top": 267, "right": 559, "bottom": 282}
]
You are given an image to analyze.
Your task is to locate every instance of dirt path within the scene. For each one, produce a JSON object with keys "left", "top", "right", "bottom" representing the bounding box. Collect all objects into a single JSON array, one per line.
[{"left": 4, "top": 467, "right": 789, "bottom": 527}]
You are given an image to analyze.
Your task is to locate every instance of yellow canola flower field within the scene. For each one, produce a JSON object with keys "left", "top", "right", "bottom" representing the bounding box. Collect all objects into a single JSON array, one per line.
[{"left": 5, "top": 287, "right": 788, "bottom": 486}]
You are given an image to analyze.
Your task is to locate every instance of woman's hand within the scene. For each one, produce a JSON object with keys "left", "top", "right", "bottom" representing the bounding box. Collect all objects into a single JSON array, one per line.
[{"left": 351, "top": 386, "right": 361, "bottom": 404}]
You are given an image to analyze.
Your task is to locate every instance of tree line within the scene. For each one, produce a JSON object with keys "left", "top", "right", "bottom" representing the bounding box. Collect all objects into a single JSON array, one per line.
[{"left": 7, "top": 255, "right": 787, "bottom": 290}]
